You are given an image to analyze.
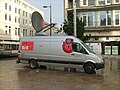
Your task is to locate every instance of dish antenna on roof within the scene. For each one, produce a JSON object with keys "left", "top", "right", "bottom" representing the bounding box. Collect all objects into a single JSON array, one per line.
[{"left": 31, "top": 11, "right": 45, "bottom": 33}]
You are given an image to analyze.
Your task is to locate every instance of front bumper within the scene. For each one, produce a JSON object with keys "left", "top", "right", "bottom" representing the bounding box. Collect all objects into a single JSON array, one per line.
[{"left": 95, "top": 62, "right": 105, "bottom": 70}]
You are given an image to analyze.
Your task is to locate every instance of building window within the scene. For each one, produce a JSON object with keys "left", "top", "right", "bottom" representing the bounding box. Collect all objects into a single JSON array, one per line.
[
  {"left": 99, "top": 11, "right": 106, "bottom": 26},
  {"left": 26, "top": 20, "right": 28, "bottom": 25},
  {"left": 98, "top": 11, "right": 111, "bottom": 26},
  {"left": 115, "top": 0, "right": 119, "bottom": 3},
  {"left": 5, "top": 3, "right": 7, "bottom": 10},
  {"left": 88, "top": 12, "right": 94, "bottom": 26},
  {"left": 81, "top": 12, "right": 95, "bottom": 27},
  {"left": 5, "top": 14, "right": 7, "bottom": 20},
  {"left": 68, "top": 1, "right": 73, "bottom": 8},
  {"left": 15, "top": 8, "right": 17, "bottom": 13},
  {"left": 18, "top": 17, "right": 20, "bottom": 23},
  {"left": 76, "top": 0, "right": 80, "bottom": 7},
  {"left": 23, "top": 29, "right": 25, "bottom": 36},
  {"left": 83, "top": 15, "right": 87, "bottom": 26},
  {"left": 83, "top": 0, "right": 87, "bottom": 5},
  {"left": 15, "top": 27, "right": 17, "bottom": 35},
  {"left": 98, "top": 0, "right": 105, "bottom": 5},
  {"left": 15, "top": 17, "right": 17, "bottom": 23},
  {"left": 9, "top": 26, "right": 11, "bottom": 34},
  {"left": 23, "top": 19, "right": 25, "bottom": 24},
  {"left": 9, "top": 5, "right": 11, "bottom": 11},
  {"left": 23, "top": 11, "right": 25, "bottom": 16},
  {"left": 30, "top": 30, "right": 31, "bottom": 36},
  {"left": 107, "top": 11, "right": 111, "bottom": 25},
  {"left": 5, "top": 26, "right": 7, "bottom": 34},
  {"left": 30, "top": 30, "right": 34, "bottom": 36},
  {"left": 26, "top": 29, "right": 27, "bottom": 36},
  {"left": 18, "top": 28, "right": 20, "bottom": 36},
  {"left": 115, "top": 14, "right": 119, "bottom": 25},
  {"left": 115, "top": 10, "right": 120, "bottom": 25},
  {"left": 88, "top": 0, "right": 95, "bottom": 6},
  {"left": 26, "top": 12, "right": 27, "bottom": 17},
  {"left": 5, "top": 31, "right": 7, "bottom": 34},
  {"left": 18, "top": 9, "right": 20, "bottom": 14},
  {"left": 107, "top": 0, "right": 111, "bottom": 4},
  {"left": 9, "top": 15, "right": 11, "bottom": 21},
  {"left": 23, "top": 29, "right": 28, "bottom": 36},
  {"left": 32, "top": 31, "right": 34, "bottom": 36}
]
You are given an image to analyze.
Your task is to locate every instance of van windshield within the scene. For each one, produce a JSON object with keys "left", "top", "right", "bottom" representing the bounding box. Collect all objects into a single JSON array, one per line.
[{"left": 80, "top": 41, "right": 95, "bottom": 54}]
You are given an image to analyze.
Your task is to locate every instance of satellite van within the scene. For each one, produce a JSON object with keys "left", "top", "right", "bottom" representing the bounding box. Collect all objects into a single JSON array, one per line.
[{"left": 17, "top": 11, "right": 104, "bottom": 74}]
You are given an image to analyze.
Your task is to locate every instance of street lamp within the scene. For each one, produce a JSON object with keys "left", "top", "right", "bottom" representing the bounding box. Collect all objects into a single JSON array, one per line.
[
  {"left": 43, "top": 3, "right": 52, "bottom": 36},
  {"left": 73, "top": 0, "right": 76, "bottom": 37}
]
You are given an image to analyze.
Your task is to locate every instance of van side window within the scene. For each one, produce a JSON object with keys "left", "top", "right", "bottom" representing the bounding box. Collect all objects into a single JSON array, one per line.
[{"left": 72, "top": 42, "right": 87, "bottom": 54}]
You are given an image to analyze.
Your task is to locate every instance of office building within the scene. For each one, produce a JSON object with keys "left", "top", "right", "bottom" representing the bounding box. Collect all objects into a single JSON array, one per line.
[
  {"left": 0, "top": 0, "right": 44, "bottom": 41},
  {"left": 64, "top": 0, "right": 120, "bottom": 41}
]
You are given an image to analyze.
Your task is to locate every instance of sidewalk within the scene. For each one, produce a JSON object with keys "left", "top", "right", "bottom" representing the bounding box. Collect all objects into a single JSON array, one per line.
[{"left": 103, "top": 55, "right": 120, "bottom": 60}]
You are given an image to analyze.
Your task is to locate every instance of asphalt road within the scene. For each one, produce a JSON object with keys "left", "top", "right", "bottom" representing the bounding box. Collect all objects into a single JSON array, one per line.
[{"left": 0, "top": 56, "right": 120, "bottom": 90}]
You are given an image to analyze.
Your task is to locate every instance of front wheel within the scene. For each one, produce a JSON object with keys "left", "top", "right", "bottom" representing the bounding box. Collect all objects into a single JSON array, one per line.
[
  {"left": 83, "top": 63, "right": 95, "bottom": 74},
  {"left": 29, "top": 60, "right": 38, "bottom": 69}
]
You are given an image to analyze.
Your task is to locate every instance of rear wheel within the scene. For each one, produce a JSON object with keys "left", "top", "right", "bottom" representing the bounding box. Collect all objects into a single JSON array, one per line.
[
  {"left": 29, "top": 60, "right": 38, "bottom": 69},
  {"left": 84, "top": 63, "right": 95, "bottom": 74}
]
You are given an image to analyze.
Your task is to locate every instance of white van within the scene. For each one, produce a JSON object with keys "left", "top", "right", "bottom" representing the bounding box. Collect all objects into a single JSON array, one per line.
[{"left": 17, "top": 36, "right": 104, "bottom": 74}]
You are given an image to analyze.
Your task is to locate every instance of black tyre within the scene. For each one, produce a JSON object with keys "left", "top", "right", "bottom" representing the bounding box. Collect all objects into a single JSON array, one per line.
[
  {"left": 29, "top": 60, "right": 38, "bottom": 69},
  {"left": 84, "top": 63, "right": 95, "bottom": 74}
]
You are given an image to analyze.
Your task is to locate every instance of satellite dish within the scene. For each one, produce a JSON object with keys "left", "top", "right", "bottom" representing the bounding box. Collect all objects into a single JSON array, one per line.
[{"left": 31, "top": 11, "right": 45, "bottom": 33}]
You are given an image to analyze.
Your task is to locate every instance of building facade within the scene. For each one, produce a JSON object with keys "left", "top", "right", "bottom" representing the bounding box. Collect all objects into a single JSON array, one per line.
[
  {"left": 0, "top": 0, "right": 44, "bottom": 41},
  {"left": 64, "top": 0, "right": 120, "bottom": 41}
]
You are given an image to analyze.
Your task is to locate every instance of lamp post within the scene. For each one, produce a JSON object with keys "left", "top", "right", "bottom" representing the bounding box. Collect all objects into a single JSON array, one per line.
[
  {"left": 73, "top": 0, "right": 76, "bottom": 37},
  {"left": 43, "top": 3, "right": 52, "bottom": 36}
]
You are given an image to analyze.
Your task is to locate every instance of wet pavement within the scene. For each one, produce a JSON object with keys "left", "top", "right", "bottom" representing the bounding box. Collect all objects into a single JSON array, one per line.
[{"left": 0, "top": 56, "right": 120, "bottom": 90}]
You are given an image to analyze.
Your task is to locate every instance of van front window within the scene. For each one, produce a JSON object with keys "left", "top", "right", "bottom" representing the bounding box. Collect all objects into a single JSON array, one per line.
[{"left": 72, "top": 42, "right": 87, "bottom": 54}]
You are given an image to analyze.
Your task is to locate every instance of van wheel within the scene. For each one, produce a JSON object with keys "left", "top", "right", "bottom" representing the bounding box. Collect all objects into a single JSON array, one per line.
[
  {"left": 83, "top": 63, "right": 95, "bottom": 74},
  {"left": 29, "top": 60, "right": 38, "bottom": 69}
]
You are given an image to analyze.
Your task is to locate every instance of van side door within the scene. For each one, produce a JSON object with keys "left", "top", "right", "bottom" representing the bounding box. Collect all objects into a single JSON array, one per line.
[{"left": 34, "top": 38, "right": 50, "bottom": 60}]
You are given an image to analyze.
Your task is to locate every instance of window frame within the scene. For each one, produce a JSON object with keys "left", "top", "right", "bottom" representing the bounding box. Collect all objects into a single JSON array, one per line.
[
  {"left": 72, "top": 42, "right": 88, "bottom": 54},
  {"left": 5, "top": 14, "right": 7, "bottom": 20},
  {"left": 9, "top": 5, "right": 11, "bottom": 11},
  {"left": 5, "top": 3, "right": 7, "bottom": 10}
]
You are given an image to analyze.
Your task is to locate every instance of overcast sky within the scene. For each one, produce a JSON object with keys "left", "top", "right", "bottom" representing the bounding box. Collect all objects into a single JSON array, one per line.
[{"left": 26, "top": 0, "right": 64, "bottom": 28}]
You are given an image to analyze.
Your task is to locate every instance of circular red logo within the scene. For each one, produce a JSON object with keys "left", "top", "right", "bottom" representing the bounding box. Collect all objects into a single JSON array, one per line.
[{"left": 62, "top": 42, "right": 72, "bottom": 53}]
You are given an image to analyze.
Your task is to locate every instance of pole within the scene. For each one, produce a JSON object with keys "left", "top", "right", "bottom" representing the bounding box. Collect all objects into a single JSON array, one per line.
[
  {"left": 73, "top": 0, "right": 76, "bottom": 37},
  {"left": 43, "top": 4, "right": 52, "bottom": 36},
  {"left": 50, "top": 3, "right": 52, "bottom": 36}
]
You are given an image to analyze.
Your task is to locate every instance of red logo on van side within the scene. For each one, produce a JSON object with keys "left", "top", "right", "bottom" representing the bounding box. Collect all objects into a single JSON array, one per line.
[
  {"left": 62, "top": 38, "right": 73, "bottom": 53},
  {"left": 20, "top": 42, "right": 34, "bottom": 50}
]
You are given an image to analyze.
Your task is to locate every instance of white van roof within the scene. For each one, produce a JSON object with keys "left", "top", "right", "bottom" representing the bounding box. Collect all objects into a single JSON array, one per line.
[
  {"left": 20, "top": 36, "right": 82, "bottom": 42},
  {"left": 21, "top": 36, "right": 74, "bottom": 39}
]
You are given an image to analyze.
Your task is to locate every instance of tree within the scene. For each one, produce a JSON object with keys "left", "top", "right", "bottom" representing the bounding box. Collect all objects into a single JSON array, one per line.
[{"left": 63, "top": 13, "right": 90, "bottom": 41}]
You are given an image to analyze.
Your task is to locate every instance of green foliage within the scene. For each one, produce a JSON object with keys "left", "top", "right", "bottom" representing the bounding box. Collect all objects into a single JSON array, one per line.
[{"left": 63, "top": 13, "right": 90, "bottom": 41}]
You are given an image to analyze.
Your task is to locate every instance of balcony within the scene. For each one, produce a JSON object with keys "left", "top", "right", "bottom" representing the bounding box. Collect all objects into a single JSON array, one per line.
[
  {"left": 67, "top": 3, "right": 120, "bottom": 12},
  {"left": 85, "top": 26, "right": 120, "bottom": 31}
]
